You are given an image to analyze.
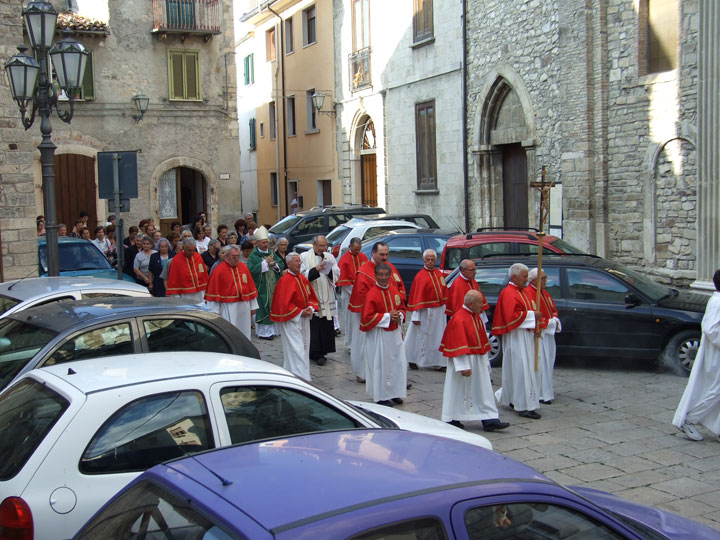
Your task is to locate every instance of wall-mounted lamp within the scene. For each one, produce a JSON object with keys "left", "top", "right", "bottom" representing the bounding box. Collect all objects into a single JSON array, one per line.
[
  {"left": 132, "top": 93, "right": 149, "bottom": 122},
  {"left": 311, "top": 91, "right": 336, "bottom": 117}
]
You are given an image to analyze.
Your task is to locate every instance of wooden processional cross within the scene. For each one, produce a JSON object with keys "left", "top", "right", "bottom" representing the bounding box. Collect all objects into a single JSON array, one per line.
[{"left": 529, "top": 166, "right": 555, "bottom": 371}]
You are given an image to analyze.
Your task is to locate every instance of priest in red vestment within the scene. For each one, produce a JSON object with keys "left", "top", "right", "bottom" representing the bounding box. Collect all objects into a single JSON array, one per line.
[
  {"left": 204, "top": 245, "right": 259, "bottom": 339},
  {"left": 270, "top": 252, "right": 320, "bottom": 380},
  {"left": 165, "top": 237, "right": 209, "bottom": 304},
  {"left": 360, "top": 263, "right": 407, "bottom": 407},
  {"left": 492, "top": 263, "right": 543, "bottom": 419},
  {"left": 337, "top": 237, "right": 368, "bottom": 349},
  {"left": 405, "top": 249, "right": 448, "bottom": 370},
  {"left": 347, "top": 241, "right": 406, "bottom": 383},
  {"left": 527, "top": 267, "right": 561, "bottom": 404},
  {"left": 439, "top": 290, "right": 510, "bottom": 431},
  {"left": 446, "top": 259, "right": 489, "bottom": 317}
]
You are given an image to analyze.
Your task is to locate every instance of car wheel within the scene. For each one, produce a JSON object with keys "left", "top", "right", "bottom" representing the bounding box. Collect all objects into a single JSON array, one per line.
[
  {"left": 488, "top": 332, "right": 503, "bottom": 367},
  {"left": 662, "top": 329, "right": 700, "bottom": 375}
]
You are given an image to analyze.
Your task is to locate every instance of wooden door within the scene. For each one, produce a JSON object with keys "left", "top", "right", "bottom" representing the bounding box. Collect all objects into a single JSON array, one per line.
[
  {"left": 501, "top": 144, "right": 528, "bottom": 229},
  {"left": 361, "top": 153, "right": 377, "bottom": 207},
  {"left": 321, "top": 179, "right": 332, "bottom": 206},
  {"left": 54, "top": 154, "right": 97, "bottom": 231}
]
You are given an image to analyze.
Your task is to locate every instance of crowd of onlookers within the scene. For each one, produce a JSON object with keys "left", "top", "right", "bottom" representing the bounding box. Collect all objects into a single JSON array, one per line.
[{"left": 35, "top": 211, "right": 292, "bottom": 298}]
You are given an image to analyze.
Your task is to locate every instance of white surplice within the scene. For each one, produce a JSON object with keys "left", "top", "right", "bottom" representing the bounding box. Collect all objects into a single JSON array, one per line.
[
  {"left": 277, "top": 314, "right": 312, "bottom": 380},
  {"left": 537, "top": 317, "right": 561, "bottom": 402},
  {"left": 207, "top": 298, "right": 259, "bottom": 340},
  {"left": 441, "top": 354, "right": 499, "bottom": 422},
  {"left": 404, "top": 305, "right": 447, "bottom": 368},
  {"left": 495, "top": 311, "right": 540, "bottom": 412},
  {"left": 339, "top": 285, "right": 352, "bottom": 343},
  {"left": 364, "top": 314, "right": 407, "bottom": 402},
  {"left": 673, "top": 291, "right": 720, "bottom": 435}
]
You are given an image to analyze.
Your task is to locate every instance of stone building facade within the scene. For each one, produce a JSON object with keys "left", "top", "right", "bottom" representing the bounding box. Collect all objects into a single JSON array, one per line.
[
  {"left": 333, "top": 0, "right": 466, "bottom": 229},
  {"left": 466, "top": 0, "right": 703, "bottom": 287},
  {"left": 1, "top": 0, "right": 242, "bottom": 279}
]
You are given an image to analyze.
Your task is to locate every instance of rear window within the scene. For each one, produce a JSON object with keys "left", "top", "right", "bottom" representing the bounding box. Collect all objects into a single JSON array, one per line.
[
  {"left": 0, "top": 295, "right": 20, "bottom": 316},
  {"left": 0, "top": 378, "right": 69, "bottom": 480},
  {"left": 269, "top": 214, "right": 302, "bottom": 234},
  {"left": 327, "top": 225, "right": 351, "bottom": 244},
  {"left": 0, "top": 318, "right": 58, "bottom": 390}
]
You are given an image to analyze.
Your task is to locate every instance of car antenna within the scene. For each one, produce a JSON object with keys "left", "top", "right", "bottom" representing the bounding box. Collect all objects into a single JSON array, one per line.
[
  {"left": 447, "top": 216, "right": 466, "bottom": 235},
  {"left": 189, "top": 455, "right": 233, "bottom": 486},
  {"left": 7, "top": 266, "right": 41, "bottom": 291},
  {"left": 67, "top": 368, "right": 76, "bottom": 375}
]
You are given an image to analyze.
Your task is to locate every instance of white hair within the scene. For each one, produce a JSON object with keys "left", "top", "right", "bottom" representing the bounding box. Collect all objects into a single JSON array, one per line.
[
  {"left": 528, "top": 267, "right": 538, "bottom": 281},
  {"left": 508, "top": 262, "right": 528, "bottom": 277},
  {"left": 423, "top": 249, "right": 436, "bottom": 258},
  {"left": 182, "top": 236, "right": 197, "bottom": 248},
  {"left": 286, "top": 252, "right": 301, "bottom": 263}
]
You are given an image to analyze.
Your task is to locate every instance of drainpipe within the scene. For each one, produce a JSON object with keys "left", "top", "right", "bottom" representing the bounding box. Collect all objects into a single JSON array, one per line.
[
  {"left": 462, "top": 0, "right": 470, "bottom": 233},
  {"left": 268, "top": 5, "right": 289, "bottom": 218}
]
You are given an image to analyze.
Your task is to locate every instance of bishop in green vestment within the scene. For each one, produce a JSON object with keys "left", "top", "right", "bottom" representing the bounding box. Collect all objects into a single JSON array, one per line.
[{"left": 247, "top": 226, "right": 282, "bottom": 339}]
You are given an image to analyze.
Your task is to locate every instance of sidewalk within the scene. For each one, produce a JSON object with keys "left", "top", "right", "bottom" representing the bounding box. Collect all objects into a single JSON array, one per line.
[{"left": 251, "top": 333, "right": 720, "bottom": 532}]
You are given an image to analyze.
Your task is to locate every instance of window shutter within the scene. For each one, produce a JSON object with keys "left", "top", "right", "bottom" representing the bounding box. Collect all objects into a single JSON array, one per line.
[
  {"left": 81, "top": 51, "right": 94, "bottom": 100},
  {"left": 249, "top": 118, "right": 256, "bottom": 150},
  {"left": 244, "top": 56, "right": 249, "bottom": 85}
]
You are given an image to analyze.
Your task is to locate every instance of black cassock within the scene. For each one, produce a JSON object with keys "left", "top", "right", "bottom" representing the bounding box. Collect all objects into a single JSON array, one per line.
[{"left": 307, "top": 256, "right": 337, "bottom": 360}]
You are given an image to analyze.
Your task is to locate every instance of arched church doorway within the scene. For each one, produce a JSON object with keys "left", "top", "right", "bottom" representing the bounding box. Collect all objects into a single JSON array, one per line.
[
  {"left": 157, "top": 166, "right": 208, "bottom": 235},
  {"left": 359, "top": 117, "right": 377, "bottom": 207}
]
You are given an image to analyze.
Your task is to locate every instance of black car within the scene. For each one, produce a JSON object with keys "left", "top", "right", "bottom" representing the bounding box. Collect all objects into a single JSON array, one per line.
[
  {"left": 0, "top": 297, "right": 260, "bottom": 391},
  {"left": 360, "top": 229, "right": 457, "bottom": 292},
  {"left": 447, "top": 255, "right": 708, "bottom": 374},
  {"left": 268, "top": 205, "right": 384, "bottom": 250}
]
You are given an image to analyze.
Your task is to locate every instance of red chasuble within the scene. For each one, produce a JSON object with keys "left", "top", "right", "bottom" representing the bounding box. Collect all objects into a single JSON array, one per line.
[
  {"left": 204, "top": 261, "right": 258, "bottom": 303},
  {"left": 491, "top": 282, "right": 536, "bottom": 336},
  {"left": 439, "top": 306, "right": 491, "bottom": 357},
  {"left": 348, "top": 260, "right": 406, "bottom": 313},
  {"left": 360, "top": 281, "right": 405, "bottom": 332},
  {"left": 445, "top": 275, "right": 489, "bottom": 317},
  {"left": 270, "top": 271, "right": 320, "bottom": 322},
  {"left": 407, "top": 267, "right": 448, "bottom": 312},
  {"left": 337, "top": 251, "right": 368, "bottom": 287},
  {"left": 527, "top": 284, "right": 558, "bottom": 329},
  {"left": 166, "top": 252, "right": 209, "bottom": 295}
]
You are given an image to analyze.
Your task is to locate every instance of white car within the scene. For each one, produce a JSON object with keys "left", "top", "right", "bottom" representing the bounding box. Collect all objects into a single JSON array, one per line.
[
  {"left": 0, "top": 352, "right": 490, "bottom": 539},
  {"left": 0, "top": 277, "right": 150, "bottom": 318}
]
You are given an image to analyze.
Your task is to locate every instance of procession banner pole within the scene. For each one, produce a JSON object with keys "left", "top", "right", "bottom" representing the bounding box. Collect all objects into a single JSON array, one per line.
[{"left": 531, "top": 166, "right": 551, "bottom": 372}]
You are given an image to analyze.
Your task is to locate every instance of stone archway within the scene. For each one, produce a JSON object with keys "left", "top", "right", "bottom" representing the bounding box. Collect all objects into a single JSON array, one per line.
[
  {"left": 472, "top": 64, "right": 536, "bottom": 228},
  {"left": 350, "top": 111, "right": 378, "bottom": 207}
]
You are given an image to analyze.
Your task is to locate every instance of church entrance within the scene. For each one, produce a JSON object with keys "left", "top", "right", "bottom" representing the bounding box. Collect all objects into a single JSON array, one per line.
[
  {"left": 359, "top": 117, "right": 377, "bottom": 207},
  {"left": 157, "top": 166, "right": 208, "bottom": 235},
  {"left": 501, "top": 143, "right": 529, "bottom": 229}
]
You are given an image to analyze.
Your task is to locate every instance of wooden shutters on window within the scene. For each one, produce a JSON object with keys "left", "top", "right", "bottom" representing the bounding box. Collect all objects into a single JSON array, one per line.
[
  {"left": 415, "top": 100, "right": 437, "bottom": 190},
  {"left": 168, "top": 50, "right": 200, "bottom": 100}
]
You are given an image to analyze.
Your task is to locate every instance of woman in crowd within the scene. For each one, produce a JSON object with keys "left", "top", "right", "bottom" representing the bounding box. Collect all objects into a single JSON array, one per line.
[
  {"left": 274, "top": 236, "right": 289, "bottom": 272},
  {"left": 123, "top": 234, "right": 143, "bottom": 275},
  {"left": 148, "top": 238, "right": 173, "bottom": 297},
  {"left": 79, "top": 227, "right": 91, "bottom": 240},
  {"left": 202, "top": 239, "right": 221, "bottom": 269},
  {"left": 105, "top": 224, "right": 118, "bottom": 263},
  {"left": 167, "top": 231, "right": 181, "bottom": 254},
  {"left": 92, "top": 226, "right": 113, "bottom": 258},
  {"left": 133, "top": 236, "right": 156, "bottom": 288},
  {"left": 123, "top": 225, "right": 139, "bottom": 248},
  {"left": 240, "top": 240, "right": 254, "bottom": 264},
  {"left": 194, "top": 225, "right": 210, "bottom": 253}
]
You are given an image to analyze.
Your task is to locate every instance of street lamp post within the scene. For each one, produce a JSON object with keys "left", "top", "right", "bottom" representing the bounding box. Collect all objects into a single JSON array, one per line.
[{"left": 4, "top": 1, "right": 88, "bottom": 276}]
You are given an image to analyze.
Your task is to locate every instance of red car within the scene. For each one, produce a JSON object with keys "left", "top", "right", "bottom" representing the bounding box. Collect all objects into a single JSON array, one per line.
[{"left": 440, "top": 229, "right": 587, "bottom": 276}]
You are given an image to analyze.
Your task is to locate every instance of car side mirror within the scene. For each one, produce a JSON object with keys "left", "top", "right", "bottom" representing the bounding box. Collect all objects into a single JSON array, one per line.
[{"left": 625, "top": 293, "right": 640, "bottom": 307}]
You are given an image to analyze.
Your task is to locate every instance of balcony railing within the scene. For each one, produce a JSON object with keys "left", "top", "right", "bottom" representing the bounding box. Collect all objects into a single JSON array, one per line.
[
  {"left": 152, "top": 0, "right": 222, "bottom": 36},
  {"left": 349, "top": 47, "right": 371, "bottom": 92}
]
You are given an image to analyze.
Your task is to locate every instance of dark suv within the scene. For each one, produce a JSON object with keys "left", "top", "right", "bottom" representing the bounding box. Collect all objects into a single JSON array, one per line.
[
  {"left": 440, "top": 229, "right": 587, "bottom": 276},
  {"left": 446, "top": 255, "right": 708, "bottom": 374},
  {"left": 268, "top": 206, "right": 384, "bottom": 250}
]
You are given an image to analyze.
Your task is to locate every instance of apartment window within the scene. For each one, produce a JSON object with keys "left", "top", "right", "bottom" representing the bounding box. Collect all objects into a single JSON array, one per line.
[
  {"left": 352, "top": 0, "right": 370, "bottom": 51},
  {"left": 168, "top": 50, "right": 201, "bottom": 100},
  {"left": 249, "top": 118, "right": 256, "bottom": 150},
  {"left": 269, "top": 101, "right": 276, "bottom": 140},
  {"left": 413, "top": 0, "right": 433, "bottom": 43},
  {"left": 303, "top": 5, "right": 317, "bottom": 46},
  {"left": 639, "top": 0, "right": 679, "bottom": 74},
  {"left": 266, "top": 27, "right": 276, "bottom": 61},
  {"left": 243, "top": 53, "right": 254, "bottom": 85},
  {"left": 285, "top": 17, "right": 294, "bottom": 54},
  {"left": 270, "top": 172, "right": 279, "bottom": 206},
  {"left": 415, "top": 100, "right": 437, "bottom": 190},
  {"left": 306, "top": 89, "right": 318, "bottom": 132},
  {"left": 287, "top": 95, "right": 296, "bottom": 136}
]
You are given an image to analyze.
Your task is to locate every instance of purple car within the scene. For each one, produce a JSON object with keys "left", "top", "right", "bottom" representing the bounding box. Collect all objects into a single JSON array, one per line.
[{"left": 75, "top": 430, "right": 719, "bottom": 540}]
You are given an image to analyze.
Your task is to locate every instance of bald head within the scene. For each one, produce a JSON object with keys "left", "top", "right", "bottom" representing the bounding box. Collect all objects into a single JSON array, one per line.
[{"left": 463, "top": 290, "right": 485, "bottom": 313}]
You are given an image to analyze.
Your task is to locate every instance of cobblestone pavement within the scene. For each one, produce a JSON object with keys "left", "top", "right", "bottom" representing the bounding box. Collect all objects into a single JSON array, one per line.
[{"left": 251, "top": 333, "right": 720, "bottom": 532}]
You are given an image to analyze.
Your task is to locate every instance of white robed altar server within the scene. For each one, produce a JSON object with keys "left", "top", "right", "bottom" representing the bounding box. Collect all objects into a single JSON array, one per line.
[
  {"left": 360, "top": 263, "right": 407, "bottom": 406},
  {"left": 270, "top": 253, "right": 319, "bottom": 380},
  {"left": 492, "top": 263, "right": 543, "bottom": 419},
  {"left": 527, "top": 267, "right": 561, "bottom": 404},
  {"left": 204, "top": 245, "right": 259, "bottom": 339},
  {"left": 439, "top": 290, "right": 510, "bottom": 431},
  {"left": 404, "top": 249, "right": 448, "bottom": 369},
  {"left": 673, "top": 270, "right": 720, "bottom": 441}
]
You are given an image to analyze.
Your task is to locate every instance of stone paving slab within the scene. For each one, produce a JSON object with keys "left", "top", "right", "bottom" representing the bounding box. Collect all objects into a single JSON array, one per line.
[{"left": 251, "top": 334, "right": 720, "bottom": 531}]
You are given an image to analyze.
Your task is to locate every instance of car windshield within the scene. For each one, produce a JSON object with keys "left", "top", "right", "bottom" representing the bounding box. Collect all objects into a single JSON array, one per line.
[
  {"left": 548, "top": 237, "right": 587, "bottom": 255},
  {"left": 0, "top": 318, "right": 58, "bottom": 390},
  {"left": 0, "top": 295, "right": 21, "bottom": 316},
  {"left": 604, "top": 264, "right": 670, "bottom": 301},
  {"left": 0, "top": 378, "right": 69, "bottom": 480},
  {"left": 38, "top": 242, "right": 113, "bottom": 273},
  {"left": 327, "top": 225, "right": 351, "bottom": 244},
  {"left": 269, "top": 215, "right": 303, "bottom": 234}
]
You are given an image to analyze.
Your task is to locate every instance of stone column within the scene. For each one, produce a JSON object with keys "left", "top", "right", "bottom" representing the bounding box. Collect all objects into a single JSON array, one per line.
[{"left": 693, "top": 0, "right": 720, "bottom": 290}]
